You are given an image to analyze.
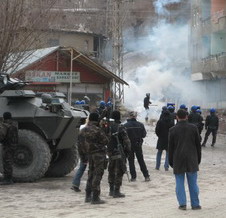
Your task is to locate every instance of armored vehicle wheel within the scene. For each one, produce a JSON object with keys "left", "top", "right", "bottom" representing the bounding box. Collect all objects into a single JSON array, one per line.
[
  {"left": 45, "top": 144, "right": 78, "bottom": 177},
  {"left": 0, "top": 129, "right": 51, "bottom": 182}
]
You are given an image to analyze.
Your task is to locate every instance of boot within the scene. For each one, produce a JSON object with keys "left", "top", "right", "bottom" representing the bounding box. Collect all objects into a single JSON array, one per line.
[
  {"left": 113, "top": 187, "right": 125, "bottom": 198},
  {"left": 109, "top": 185, "right": 114, "bottom": 197},
  {"left": 71, "top": 185, "right": 81, "bottom": 192},
  {"left": 85, "top": 190, "right": 92, "bottom": 203},
  {"left": 91, "top": 191, "right": 105, "bottom": 204}
]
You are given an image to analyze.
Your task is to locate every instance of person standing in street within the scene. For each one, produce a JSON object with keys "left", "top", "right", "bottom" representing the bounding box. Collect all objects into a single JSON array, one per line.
[
  {"left": 168, "top": 109, "right": 201, "bottom": 210},
  {"left": 107, "top": 110, "right": 131, "bottom": 198},
  {"left": 188, "top": 105, "right": 204, "bottom": 141},
  {"left": 202, "top": 108, "right": 219, "bottom": 147},
  {"left": 71, "top": 153, "right": 88, "bottom": 192},
  {"left": 71, "top": 119, "right": 88, "bottom": 192},
  {"left": 143, "top": 93, "right": 152, "bottom": 121},
  {"left": 155, "top": 110, "right": 174, "bottom": 171},
  {"left": 0, "top": 112, "right": 18, "bottom": 185},
  {"left": 78, "top": 112, "right": 109, "bottom": 204},
  {"left": 124, "top": 111, "right": 150, "bottom": 182},
  {"left": 96, "top": 101, "right": 106, "bottom": 118}
]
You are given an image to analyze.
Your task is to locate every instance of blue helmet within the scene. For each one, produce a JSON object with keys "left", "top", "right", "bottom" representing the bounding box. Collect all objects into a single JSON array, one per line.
[
  {"left": 210, "top": 108, "right": 216, "bottom": 113},
  {"left": 191, "top": 105, "right": 197, "bottom": 111},
  {"left": 80, "top": 100, "right": 85, "bottom": 105},
  {"left": 99, "top": 101, "right": 106, "bottom": 107},
  {"left": 167, "top": 105, "right": 174, "bottom": 110},
  {"left": 196, "top": 109, "right": 202, "bottom": 114},
  {"left": 180, "top": 104, "right": 186, "bottom": 109},
  {"left": 167, "top": 103, "right": 175, "bottom": 107},
  {"left": 75, "top": 100, "right": 80, "bottom": 105},
  {"left": 106, "top": 101, "right": 112, "bottom": 107}
]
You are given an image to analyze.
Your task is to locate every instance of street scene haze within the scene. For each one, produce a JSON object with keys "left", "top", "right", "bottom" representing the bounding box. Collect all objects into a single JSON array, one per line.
[{"left": 0, "top": 0, "right": 226, "bottom": 218}]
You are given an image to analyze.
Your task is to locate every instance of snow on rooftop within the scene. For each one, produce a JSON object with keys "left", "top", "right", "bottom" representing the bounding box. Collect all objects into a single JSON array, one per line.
[
  {"left": 6, "top": 46, "right": 59, "bottom": 74},
  {"left": 50, "top": 8, "right": 100, "bottom": 13}
]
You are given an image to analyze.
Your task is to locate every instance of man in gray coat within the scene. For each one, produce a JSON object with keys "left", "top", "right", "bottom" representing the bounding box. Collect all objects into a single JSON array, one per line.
[{"left": 168, "top": 109, "right": 201, "bottom": 210}]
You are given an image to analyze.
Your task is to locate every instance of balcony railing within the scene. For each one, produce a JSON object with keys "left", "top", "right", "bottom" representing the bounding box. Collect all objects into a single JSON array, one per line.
[
  {"left": 192, "top": 53, "right": 226, "bottom": 74},
  {"left": 212, "top": 10, "right": 226, "bottom": 24},
  {"left": 200, "top": 10, "right": 226, "bottom": 34}
]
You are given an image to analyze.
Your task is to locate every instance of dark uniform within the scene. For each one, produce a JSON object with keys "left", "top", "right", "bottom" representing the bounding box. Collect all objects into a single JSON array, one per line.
[
  {"left": 188, "top": 111, "right": 204, "bottom": 141},
  {"left": 107, "top": 119, "right": 131, "bottom": 198},
  {"left": 202, "top": 112, "right": 219, "bottom": 147},
  {"left": 124, "top": 114, "right": 150, "bottom": 181},
  {"left": 155, "top": 110, "right": 174, "bottom": 170},
  {"left": 1, "top": 119, "right": 18, "bottom": 184},
  {"left": 96, "top": 105, "right": 105, "bottom": 118},
  {"left": 144, "top": 93, "right": 152, "bottom": 121},
  {"left": 78, "top": 118, "right": 108, "bottom": 204},
  {"left": 168, "top": 105, "right": 177, "bottom": 125}
]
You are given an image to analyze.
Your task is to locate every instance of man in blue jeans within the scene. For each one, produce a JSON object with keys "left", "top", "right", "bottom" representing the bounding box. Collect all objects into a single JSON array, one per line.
[
  {"left": 71, "top": 121, "right": 88, "bottom": 192},
  {"left": 71, "top": 161, "right": 87, "bottom": 192},
  {"left": 169, "top": 109, "right": 202, "bottom": 210}
]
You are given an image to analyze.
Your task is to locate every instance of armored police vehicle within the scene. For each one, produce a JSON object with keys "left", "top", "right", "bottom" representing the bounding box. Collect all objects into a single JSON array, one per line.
[{"left": 0, "top": 74, "right": 88, "bottom": 182}]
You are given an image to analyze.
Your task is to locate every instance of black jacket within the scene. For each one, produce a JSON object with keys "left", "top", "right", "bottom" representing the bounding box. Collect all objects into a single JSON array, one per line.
[
  {"left": 205, "top": 114, "right": 219, "bottom": 130},
  {"left": 2, "top": 120, "right": 18, "bottom": 148},
  {"left": 168, "top": 120, "right": 201, "bottom": 174},
  {"left": 107, "top": 121, "right": 131, "bottom": 157},
  {"left": 155, "top": 114, "right": 174, "bottom": 151},
  {"left": 188, "top": 112, "right": 203, "bottom": 131},
  {"left": 143, "top": 96, "right": 151, "bottom": 109},
  {"left": 124, "top": 118, "right": 146, "bottom": 147}
]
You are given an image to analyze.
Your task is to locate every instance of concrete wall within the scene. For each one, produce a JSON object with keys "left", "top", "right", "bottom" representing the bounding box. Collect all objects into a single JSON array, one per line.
[{"left": 44, "top": 32, "right": 94, "bottom": 53}]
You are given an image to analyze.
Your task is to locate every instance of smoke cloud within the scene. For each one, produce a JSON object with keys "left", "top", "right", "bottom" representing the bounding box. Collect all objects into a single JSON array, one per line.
[{"left": 123, "top": 19, "right": 206, "bottom": 119}]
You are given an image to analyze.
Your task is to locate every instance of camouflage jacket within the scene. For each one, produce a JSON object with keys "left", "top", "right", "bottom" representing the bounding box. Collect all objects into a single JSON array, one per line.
[
  {"left": 2, "top": 120, "right": 18, "bottom": 148},
  {"left": 78, "top": 121, "right": 108, "bottom": 155},
  {"left": 107, "top": 121, "right": 131, "bottom": 157}
]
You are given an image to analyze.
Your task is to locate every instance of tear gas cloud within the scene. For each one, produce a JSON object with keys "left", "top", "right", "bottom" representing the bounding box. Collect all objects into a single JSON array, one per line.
[{"left": 123, "top": 11, "right": 206, "bottom": 119}]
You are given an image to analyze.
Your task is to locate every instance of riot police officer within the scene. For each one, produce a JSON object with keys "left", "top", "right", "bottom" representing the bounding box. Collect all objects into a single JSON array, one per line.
[
  {"left": 107, "top": 110, "right": 131, "bottom": 198},
  {"left": 202, "top": 108, "right": 219, "bottom": 147},
  {"left": 188, "top": 106, "right": 203, "bottom": 141},
  {"left": 0, "top": 112, "right": 18, "bottom": 185}
]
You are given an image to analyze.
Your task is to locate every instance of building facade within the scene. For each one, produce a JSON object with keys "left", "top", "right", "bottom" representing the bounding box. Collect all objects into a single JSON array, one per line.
[
  {"left": 191, "top": 0, "right": 226, "bottom": 108},
  {"left": 12, "top": 46, "right": 127, "bottom": 106},
  {"left": 40, "top": 30, "right": 105, "bottom": 59}
]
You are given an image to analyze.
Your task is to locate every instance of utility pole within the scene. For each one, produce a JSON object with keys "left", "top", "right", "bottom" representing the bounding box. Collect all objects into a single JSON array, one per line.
[{"left": 109, "top": 0, "right": 132, "bottom": 107}]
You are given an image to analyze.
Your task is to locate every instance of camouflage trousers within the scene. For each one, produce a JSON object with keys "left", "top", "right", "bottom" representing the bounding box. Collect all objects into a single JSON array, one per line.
[
  {"left": 86, "top": 152, "right": 106, "bottom": 193},
  {"left": 108, "top": 157, "right": 125, "bottom": 188},
  {"left": 2, "top": 145, "right": 15, "bottom": 179}
]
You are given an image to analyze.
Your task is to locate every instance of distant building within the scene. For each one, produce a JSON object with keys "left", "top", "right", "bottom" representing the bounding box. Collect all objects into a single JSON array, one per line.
[
  {"left": 12, "top": 46, "right": 128, "bottom": 105},
  {"left": 41, "top": 29, "right": 106, "bottom": 60},
  {"left": 191, "top": 0, "right": 226, "bottom": 108}
]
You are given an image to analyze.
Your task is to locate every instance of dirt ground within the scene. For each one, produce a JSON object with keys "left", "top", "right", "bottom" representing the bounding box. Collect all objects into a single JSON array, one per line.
[{"left": 0, "top": 124, "right": 226, "bottom": 218}]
